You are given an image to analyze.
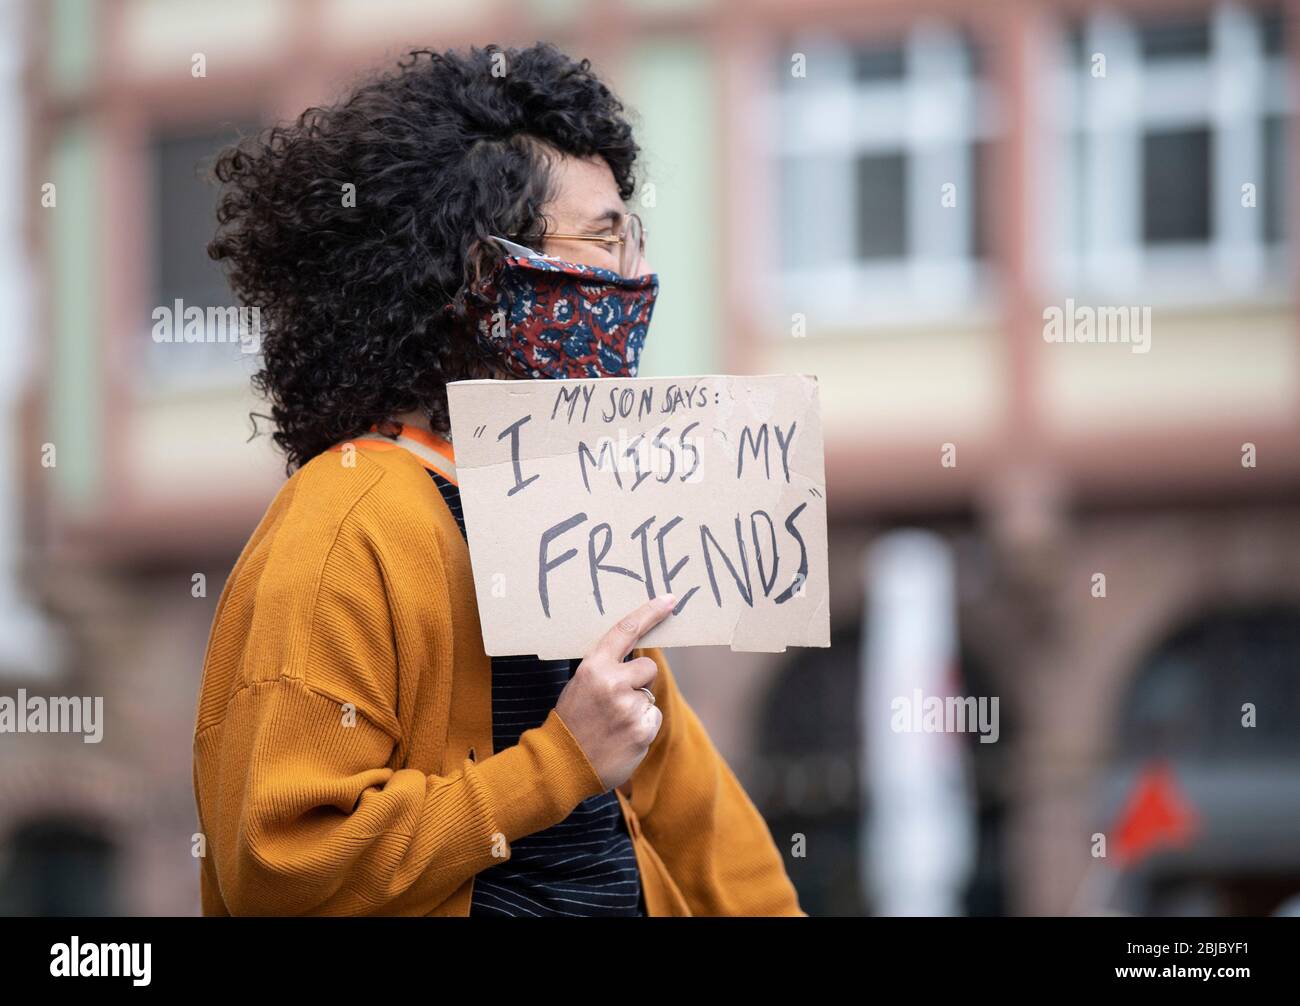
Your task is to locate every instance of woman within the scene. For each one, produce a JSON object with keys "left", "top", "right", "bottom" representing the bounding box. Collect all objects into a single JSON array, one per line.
[{"left": 192, "top": 41, "right": 804, "bottom": 917}]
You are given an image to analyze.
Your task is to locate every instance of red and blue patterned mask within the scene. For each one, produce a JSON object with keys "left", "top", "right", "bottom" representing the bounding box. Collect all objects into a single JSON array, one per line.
[{"left": 461, "top": 251, "right": 659, "bottom": 380}]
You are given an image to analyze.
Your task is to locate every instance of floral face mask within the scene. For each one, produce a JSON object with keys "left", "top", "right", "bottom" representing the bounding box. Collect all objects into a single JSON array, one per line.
[{"left": 459, "top": 236, "right": 659, "bottom": 380}]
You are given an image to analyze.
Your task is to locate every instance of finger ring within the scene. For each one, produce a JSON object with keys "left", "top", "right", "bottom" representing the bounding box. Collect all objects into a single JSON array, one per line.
[{"left": 638, "top": 686, "right": 656, "bottom": 705}]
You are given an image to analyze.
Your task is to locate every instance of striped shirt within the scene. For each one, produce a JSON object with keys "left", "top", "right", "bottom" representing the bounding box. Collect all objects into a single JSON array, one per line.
[{"left": 427, "top": 469, "right": 645, "bottom": 917}]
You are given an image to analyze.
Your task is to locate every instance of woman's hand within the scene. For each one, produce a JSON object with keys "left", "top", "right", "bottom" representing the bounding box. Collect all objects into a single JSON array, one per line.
[{"left": 554, "top": 595, "right": 675, "bottom": 792}]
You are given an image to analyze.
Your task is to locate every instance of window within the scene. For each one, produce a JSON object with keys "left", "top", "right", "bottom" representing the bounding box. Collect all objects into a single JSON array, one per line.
[
  {"left": 854, "top": 152, "right": 906, "bottom": 259},
  {"left": 144, "top": 123, "right": 262, "bottom": 389},
  {"left": 771, "top": 25, "right": 999, "bottom": 327},
  {"left": 1142, "top": 127, "right": 1211, "bottom": 244},
  {"left": 1263, "top": 113, "right": 1288, "bottom": 245},
  {"left": 1138, "top": 15, "right": 1212, "bottom": 61},
  {"left": 1050, "top": 4, "right": 1291, "bottom": 299}
]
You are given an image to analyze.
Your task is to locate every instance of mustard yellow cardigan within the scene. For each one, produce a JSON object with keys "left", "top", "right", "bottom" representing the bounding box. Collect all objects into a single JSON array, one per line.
[{"left": 192, "top": 429, "right": 806, "bottom": 916}]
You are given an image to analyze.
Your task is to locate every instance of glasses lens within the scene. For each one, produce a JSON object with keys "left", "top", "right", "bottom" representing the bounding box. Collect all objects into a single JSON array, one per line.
[{"left": 622, "top": 214, "right": 643, "bottom": 276}]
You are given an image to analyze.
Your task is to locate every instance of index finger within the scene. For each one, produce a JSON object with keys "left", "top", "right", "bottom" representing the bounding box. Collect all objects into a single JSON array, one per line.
[{"left": 590, "top": 594, "right": 677, "bottom": 664}]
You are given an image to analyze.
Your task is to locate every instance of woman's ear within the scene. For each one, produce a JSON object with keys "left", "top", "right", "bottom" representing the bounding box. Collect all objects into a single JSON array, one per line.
[{"left": 465, "top": 235, "right": 499, "bottom": 288}]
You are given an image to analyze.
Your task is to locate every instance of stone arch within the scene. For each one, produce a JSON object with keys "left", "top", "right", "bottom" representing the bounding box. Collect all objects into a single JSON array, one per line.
[{"left": 1097, "top": 602, "right": 1300, "bottom": 915}]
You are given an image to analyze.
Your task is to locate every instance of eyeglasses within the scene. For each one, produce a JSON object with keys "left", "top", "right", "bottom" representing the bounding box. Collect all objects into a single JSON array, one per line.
[{"left": 508, "top": 212, "right": 647, "bottom": 278}]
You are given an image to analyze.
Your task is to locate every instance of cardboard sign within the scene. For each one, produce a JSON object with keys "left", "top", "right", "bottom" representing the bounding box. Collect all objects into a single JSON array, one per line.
[{"left": 446, "top": 374, "right": 830, "bottom": 658}]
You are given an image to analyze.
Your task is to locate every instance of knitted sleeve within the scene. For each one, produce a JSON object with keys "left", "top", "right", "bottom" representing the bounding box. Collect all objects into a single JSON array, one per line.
[
  {"left": 629, "top": 646, "right": 808, "bottom": 917},
  {"left": 193, "top": 511, "right": 606, "bottom": 916}
]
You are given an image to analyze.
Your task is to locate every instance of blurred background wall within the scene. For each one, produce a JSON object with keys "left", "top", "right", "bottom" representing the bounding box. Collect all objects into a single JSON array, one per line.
[{"left": 2, "top": 0, "right": 1298, "bottom": 916}]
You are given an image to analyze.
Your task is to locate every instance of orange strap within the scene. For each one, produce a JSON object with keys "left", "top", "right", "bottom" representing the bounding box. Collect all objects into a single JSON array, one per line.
[{"left": 328, "top": 423, "right": 458, "bottom": 485}]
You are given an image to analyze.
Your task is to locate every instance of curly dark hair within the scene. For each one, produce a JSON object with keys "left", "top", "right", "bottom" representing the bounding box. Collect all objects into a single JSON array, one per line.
[{"left": 208, "top": 42, "right": 640, "bottom": 472}]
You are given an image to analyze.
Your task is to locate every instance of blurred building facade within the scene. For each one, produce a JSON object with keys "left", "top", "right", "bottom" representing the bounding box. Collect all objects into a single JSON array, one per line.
[{"left": 7, "top": 0, "right": 1299, "bottom": 915}]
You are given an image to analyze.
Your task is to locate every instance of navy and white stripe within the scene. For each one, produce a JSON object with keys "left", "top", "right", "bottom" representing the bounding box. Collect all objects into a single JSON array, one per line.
[{"left": 428, "top": 470, "right": 645, "bottom": 916}]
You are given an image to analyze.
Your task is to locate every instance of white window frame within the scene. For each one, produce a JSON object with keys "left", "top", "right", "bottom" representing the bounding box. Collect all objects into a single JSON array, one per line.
[
  {"left": 767, "top": 21, "right": 1001, "bottom": 329},
  {"left": 138, "top": 125, "right": 263, "bottom": 396},
  {"left": 1045, "top": 2, "right": 1293, "bottom": 306}
]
